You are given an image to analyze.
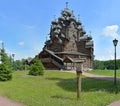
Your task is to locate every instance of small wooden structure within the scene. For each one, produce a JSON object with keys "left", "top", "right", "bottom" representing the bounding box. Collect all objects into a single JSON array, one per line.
[{"left": 63, "top": 56, "right": 85, "bottom": 70}]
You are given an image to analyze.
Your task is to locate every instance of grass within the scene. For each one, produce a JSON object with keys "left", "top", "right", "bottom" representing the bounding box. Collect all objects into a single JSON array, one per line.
[
  {"left": 88, "top": 70, "right": 120, "bottom": 77},
  {"left": 0, "top": 70, "right": 120, "bottom": 106}
]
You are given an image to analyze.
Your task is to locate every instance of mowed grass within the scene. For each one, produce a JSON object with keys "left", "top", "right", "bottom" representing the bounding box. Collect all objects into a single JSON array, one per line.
[
  {"left": 88, "top": 70, "right": 120, "bottom": 77},
  {"left": 0, "top": 71, "right": 120, "bottom": 106}
]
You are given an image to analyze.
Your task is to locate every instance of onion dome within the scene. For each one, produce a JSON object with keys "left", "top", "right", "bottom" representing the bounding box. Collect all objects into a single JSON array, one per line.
[
  {"left": 62, "top": 11, "right": 68, "bottom": 16},
  {"left": 66, "top": 16, "right": 70, "bottom": 21},
  {"left": 54, "top": 29, "right": 60, "bottom": 35},
  {"left": 76, "top": 20, "right": 81, "bottom": 25},
  {"left": 86, "top": 40, "right": 93, "bottom": 48},
  {"left": 77, "top": 25, "right": 82, "bottom": 30},
  {"left": 87, "top": 35, "right": 92, "bottom": 40},
  {"left": 51, "top": 24, "right": 56, "bottom": 29},
  {"left": 45, "top": 40, "right": 51, "bottom": 45},
  {"left": 59, "top": 15, "right": 65, "bottom": 21},
  {"left": 69, "top": 15, "right": 76, "bottom": 21},
  {"left": 79, "top": 35, "right": 88, "bottom": 40},
  {"left": 76, "top": 14, "right": 81, "bottom": 25},
  {"left": 56, "top": 24, "right": 62, "bottom": 29},
  {"left": 63, "top": 8, "right": 73, "bottom": 16},
  {"left": 82, "top": 30, "right": 86, "bottom": 34},
  {"left": 52, "top": 19, "right": 58, "bottom": 25},
  {"left": 80, "top": 27, "right": 86, "bottom": 34}
]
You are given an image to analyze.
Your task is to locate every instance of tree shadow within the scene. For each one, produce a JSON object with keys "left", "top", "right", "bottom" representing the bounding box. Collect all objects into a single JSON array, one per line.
[
  {"left": 51, "top": 95, "right": 74, "bottom": 100},
  {"left": 81, "top": 77, "right": 120, "bottom": 94},
  {"left": 46, "top": 77, "right": 120, "bottom": 94}
]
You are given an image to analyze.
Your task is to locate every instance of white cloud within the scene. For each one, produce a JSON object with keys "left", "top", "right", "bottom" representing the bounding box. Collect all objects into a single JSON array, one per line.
[
  {"left": 102, "top": 25, "right": 119, "bottom": 38},
  {"left": 23, "top": 24, "right": 35, "bottom": 30},
  {"left": 0, "top": 40, "right": 3, "bottom": 44},
  {"left": 95, "top": 47, "right": 120, "bottom": 60},
  {"left": 18, "top": 41, "right": 24, "bottom": 46}
]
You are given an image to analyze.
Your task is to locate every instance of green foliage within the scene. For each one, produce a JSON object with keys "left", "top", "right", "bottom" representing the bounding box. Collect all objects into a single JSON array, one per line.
[
  {"left": 94, "top": 59, "right": 120, "bottom": 70},
  {"left": 29, "top": 58, "right": 45, "bottom": 76},
  {"left": 0, "top": 49, "right": 11, "bottom": 68},
  {"left": 13, "top": 59, "right": 25, "bottom": 70},
  {"left": 94, "top": 60, "right": 105, "bottom": 69},
  {"left": 0, "top": 64, "right": 12, "bottom": 81},
  {"left": 11, "top": 58, "right": 30, "bottom": 71},
  {"left": 0, "top": 47, "right": 12, "bottom": 81}
]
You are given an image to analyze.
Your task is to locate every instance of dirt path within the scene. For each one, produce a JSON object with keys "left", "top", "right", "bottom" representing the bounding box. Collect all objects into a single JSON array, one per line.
[
  {"left": 64, "top": 70, "right": 120, "bottom": 81},
  {"left": 82, "top": 71, "right": 120, "bottom": 81},
  {"left": 0, "top": 96, "right": 26, "bottom": 106}
]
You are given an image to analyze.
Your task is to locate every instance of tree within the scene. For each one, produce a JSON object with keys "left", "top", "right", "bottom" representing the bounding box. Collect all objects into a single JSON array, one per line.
[
  {"left": 29, "top": 57, "right": 45, "bottom": 76},
  {"left": 13, "top": 59, "right": 25, "bottom": 71},
  {"left": 0, "top": 43, "right": 12, "bottom": 81},
  {"left": 94, "top": 60, "right": 105, "bottom": 70},
  {"left": 94, "top": 59, "right": 120, "bottom": 70}
]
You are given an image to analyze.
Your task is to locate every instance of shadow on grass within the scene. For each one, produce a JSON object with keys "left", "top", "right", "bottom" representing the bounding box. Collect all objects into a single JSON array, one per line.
[
  {"left": 51, "top": 95, "right": 74, "bottom": 100},
  {"left": 46, "top": 77, "right": 120, "bottom": 94}
]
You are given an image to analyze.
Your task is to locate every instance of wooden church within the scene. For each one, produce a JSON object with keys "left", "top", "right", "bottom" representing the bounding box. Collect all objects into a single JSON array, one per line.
[{"left": 36, "top": 4, "right": 94, "bottom": 70}]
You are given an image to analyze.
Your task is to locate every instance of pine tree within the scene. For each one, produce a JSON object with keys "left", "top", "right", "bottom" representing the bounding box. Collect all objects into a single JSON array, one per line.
[
  {"left": 0, "top": 42, "right": 12, "bottom": 81},
  {"left": 29, "top": 57, "right": 45, "bottom": 76}
]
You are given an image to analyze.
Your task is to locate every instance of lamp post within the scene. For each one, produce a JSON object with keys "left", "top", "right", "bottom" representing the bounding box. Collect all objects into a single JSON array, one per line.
[
  {"left": 12, "top": 54, "right": 15, "bottom": 62},
  {"left": 113, "top": 39, "right": 118, "bottom": 85},
  {"left": 12, "top": 54, "right": 15, "bottom": 70}
]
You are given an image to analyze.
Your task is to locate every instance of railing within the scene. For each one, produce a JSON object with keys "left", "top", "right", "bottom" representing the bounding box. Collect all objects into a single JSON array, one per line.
[
  {"left": 41, "top": 56, "right": 64, "bottom": 69},
  {"left": 51, "top": 58, "right": 65, "bottom": 69},
  {"left": 51, "top": 55, "right": 63, "bottom": 65}
]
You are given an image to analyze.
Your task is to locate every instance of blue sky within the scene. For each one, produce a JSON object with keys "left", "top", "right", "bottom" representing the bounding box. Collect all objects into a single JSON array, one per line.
[{"left": 0, "top": 0, "right": 120, "bottom": 60}]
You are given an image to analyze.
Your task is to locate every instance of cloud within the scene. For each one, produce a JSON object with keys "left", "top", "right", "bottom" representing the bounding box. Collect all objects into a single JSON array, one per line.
[
  {"left": 0, "top": 40, "right": 3, "bottom": 44},
  {"left": 23, "top": 24, "right": 35, "bottom": 30},
  {"left": 102, "top": 25, "right": 119, "bottom": 38},
  {"left": 18, "top": 41, "right": 24, "bottom": 46},
  {"left": 95, "top": 47, "right": 120, "bottom": 60}
]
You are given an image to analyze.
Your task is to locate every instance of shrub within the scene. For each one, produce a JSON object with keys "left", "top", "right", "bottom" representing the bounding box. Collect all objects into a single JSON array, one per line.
[
  {"left": 0, "top": 64, "right": 12, "bottom": 81},
  {"left": 29, "top": 58, "right": 45, "bottom": 76},
  {"left": 0, "top": 45, "right": 12, "bottom": 81}
]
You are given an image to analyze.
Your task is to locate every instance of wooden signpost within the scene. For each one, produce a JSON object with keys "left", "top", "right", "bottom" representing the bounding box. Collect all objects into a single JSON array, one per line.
[{"left": 76, "top": 66, "right": 82, "bottom": 99}]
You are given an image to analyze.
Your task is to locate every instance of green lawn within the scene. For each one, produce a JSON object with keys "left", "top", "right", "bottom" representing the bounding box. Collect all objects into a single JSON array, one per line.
[
  {"left": 88, "top": 70, "right": 120, "bottom": 77},
  {"left": 0, "top": 71, "right": 120, "bottom": 106}
]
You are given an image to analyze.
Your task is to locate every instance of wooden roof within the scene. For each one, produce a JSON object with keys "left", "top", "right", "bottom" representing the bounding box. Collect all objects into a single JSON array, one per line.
[
  {"left": 63, "top": 56, "right": 85, "bottom": 63},
  {"left": 55, "top": 51, "right": 88, "bottom": 56}
]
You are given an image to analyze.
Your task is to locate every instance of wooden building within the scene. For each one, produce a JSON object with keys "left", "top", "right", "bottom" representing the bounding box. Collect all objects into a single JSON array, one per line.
[{"left": 37, "top": 5, "right": 94, "bottom": 70}]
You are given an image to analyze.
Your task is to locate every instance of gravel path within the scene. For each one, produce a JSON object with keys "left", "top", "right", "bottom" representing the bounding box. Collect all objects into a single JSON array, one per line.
[
  {"left": 65, "top": 70, "right": 120, "bottom": 81},
  {"left": 82, "top": 71, "right": 120, "bottom": 81},
  {"left": 0, "top": 96, "right": 26, "bottom": 106}
]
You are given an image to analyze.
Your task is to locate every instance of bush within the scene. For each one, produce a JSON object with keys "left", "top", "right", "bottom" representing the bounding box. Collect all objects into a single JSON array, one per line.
[
  {"left": 0, "top": 45, "right": 12, "bottom": 81},
  {"left": 0, "top": 64, "right": 12, "bottom": 81},
  {"left": 29, "top": 58, "right": 45, "bottom": 76}
]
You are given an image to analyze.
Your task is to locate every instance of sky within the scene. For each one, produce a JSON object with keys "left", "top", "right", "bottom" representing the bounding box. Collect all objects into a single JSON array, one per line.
[{"left": 0, "top": 0, "right": 120, "bottom": 60}]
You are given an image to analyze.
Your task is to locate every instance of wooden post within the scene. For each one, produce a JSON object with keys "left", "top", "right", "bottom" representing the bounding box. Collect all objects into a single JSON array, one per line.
[{"left": 76, "top": 66, "right": 82, "bottom": 99}]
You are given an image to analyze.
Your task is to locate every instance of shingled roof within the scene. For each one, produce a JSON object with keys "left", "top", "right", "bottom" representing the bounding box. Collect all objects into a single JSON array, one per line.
[{"left": 63, "top": 56, "right": 85, "bottom": 63}]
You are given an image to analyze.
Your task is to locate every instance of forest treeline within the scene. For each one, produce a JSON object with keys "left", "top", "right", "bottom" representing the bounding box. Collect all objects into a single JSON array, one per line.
[{"left": 94, "top": 59, "right": 120, "bottom": 70}]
